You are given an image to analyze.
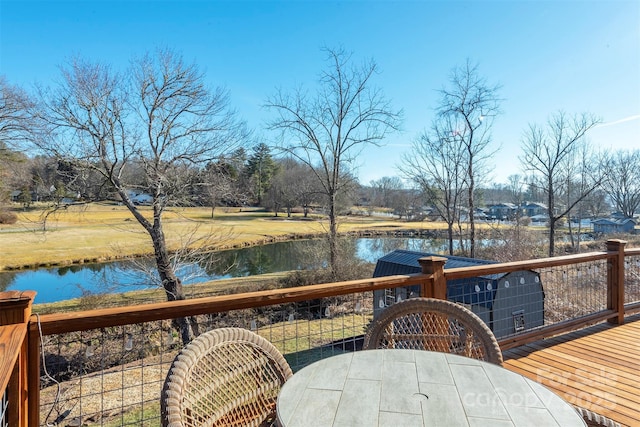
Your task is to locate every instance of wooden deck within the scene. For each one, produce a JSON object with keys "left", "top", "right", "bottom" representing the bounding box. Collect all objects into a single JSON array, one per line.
[{"left": 502, "top": 313, "right": 640, "bottom": 427}]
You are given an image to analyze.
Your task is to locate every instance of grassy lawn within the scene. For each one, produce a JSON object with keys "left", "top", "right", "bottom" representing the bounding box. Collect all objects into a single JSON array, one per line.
[{"left": 0, "top": 202, "right": 447, "bottom": 271}]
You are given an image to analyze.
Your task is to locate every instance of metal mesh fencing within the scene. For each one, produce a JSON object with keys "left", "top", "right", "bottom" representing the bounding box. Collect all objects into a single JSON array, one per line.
[{"left": 38, "top": 291, "right": 374, "bottom": 426}]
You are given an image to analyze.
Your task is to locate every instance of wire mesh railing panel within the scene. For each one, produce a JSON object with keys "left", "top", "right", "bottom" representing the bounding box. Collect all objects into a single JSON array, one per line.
[
  {"left": 38, "top": 290, "right": 375, "bottom": 425},
  {"left": 439, "top": 259, "right": 610, "bottom": 339},
  {"left": 254, "top": 292, "right": 373, "bottom": 371},
  {"left": 1, "top": 388, "right": 8, "bottom": 427},
  {"left": 39, "top": 320, "right": 177, "bottom": 426},
  {"left": 625, "top": 254, "right": 640, "bottom": 306},
  {"left": 536, "top": 259, "right": 609, "bottom": 324},
  {"left": 445, "top": 271, "right": 546, "bottom": 339}
]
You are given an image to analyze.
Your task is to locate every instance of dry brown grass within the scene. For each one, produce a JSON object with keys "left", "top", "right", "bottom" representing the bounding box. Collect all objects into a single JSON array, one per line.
[{"left": 0, "top": 203, "right": 447, "bottom": 271}]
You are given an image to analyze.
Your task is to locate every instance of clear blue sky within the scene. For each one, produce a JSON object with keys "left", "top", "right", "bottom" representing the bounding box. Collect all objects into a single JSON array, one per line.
[{"left": 1, "top": 0, "right": 639, "bottom": 186}]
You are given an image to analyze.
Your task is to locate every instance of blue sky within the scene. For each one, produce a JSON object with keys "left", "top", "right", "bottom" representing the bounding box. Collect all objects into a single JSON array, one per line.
[{"left": 1, "top": 0, "right": 639, "bottom": 186}]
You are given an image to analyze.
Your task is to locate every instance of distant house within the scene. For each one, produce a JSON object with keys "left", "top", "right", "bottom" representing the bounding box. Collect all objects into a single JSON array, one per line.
[
  {"left": 522, "top": 202, "right": 547, "bottom": 218},
  {"left": 592, "top": 218, "right": 636, "bottom": 234},
  {"left": 11, "top": 190, "right": 23, "bottom": 202},
  {"left": 487, "top": 203, "right": 518, "bottom": 220}
]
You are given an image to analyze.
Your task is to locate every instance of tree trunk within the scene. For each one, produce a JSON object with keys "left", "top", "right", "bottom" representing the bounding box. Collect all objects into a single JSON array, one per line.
[
  {"left": 150, "top": 224, "right": 198, "bottom": 344},
  {"left": 548, "top": 218, "right": 556, "bottom": 257},
  {"left": 467, "top": 146, "right": 476, "bottom": 258},
  {"left": 328, "top": 194, "right": 338, "bottom": 279},
  {"left": 447, "top": 222, "right": 454, "bottom": 255},
  {"left": 547, "top": 178, "right": 555, "bottom": 256}
]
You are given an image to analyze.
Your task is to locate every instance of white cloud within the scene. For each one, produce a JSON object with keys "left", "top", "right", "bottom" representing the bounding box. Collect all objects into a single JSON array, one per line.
[{"left": 595, "top": 114, "right": 640, "bottom": 128}]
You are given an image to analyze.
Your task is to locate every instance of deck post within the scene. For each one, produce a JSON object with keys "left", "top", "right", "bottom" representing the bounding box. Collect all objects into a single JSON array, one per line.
[
  {"left": 606, "top": 239, "right": 626, "bottom": 324},
  {"left": 0, "top": 291, "right": 36, "bottom": 427},
  {"left": 418, "top": 256, "right": 448, "bottom": 299}
]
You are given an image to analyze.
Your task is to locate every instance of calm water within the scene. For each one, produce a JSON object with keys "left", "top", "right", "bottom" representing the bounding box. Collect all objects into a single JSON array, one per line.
[{"left": 2, "top": 237, "right": 449, "bottom": 303}]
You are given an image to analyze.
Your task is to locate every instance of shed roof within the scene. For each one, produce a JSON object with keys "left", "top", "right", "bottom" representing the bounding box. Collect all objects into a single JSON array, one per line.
[
  {"left": 592, "top": 218, "right": 636, "bottom": 225},
  {"left": 373, "top": 249, "right": 497, "bottom": 277}
]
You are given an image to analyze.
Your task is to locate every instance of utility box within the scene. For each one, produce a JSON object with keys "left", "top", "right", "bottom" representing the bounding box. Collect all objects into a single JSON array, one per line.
[{"left": 372, "top": 250, "right": 544, "bottom": 338}]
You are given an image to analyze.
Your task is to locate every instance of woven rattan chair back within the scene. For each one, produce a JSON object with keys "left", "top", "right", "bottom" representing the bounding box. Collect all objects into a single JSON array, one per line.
[
  {"left": 363, "top": 297, "right": 503, "bottom": 365},
  {"left": 575, "top": 406, "right": 621, "bottom": 427},
  {"left": 161, "top": 327, "right": 293, "bottom": 427}
]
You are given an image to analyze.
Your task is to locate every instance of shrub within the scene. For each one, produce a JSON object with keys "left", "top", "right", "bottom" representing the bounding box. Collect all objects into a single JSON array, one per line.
[{"left": 0, "top": 210, "right": 17, "bottom": 224}]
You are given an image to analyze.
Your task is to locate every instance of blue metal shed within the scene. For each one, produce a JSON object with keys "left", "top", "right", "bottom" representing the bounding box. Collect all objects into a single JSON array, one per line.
[{"left": 372, "top": 250, "right": 544, "bottom": 338}]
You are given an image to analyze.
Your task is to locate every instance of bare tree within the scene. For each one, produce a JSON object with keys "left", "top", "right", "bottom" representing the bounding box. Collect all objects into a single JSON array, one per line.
[
  {"left": 0, "top": 77, "right": 38, "bottom": 205},
  {"left": 266, "top": 47, "right": 402, "bottom": 278},
  {"left": 520, "top": 111, "right": 601, "bottom": 256},
  {"left": 435, "top": 60, "right": 501, "bottom": 257},
  {"left": 36, "top": 49, "right": 245, "bottom": 342},
  {"left": 201, "top": 160, "right": 241, "bottom": 218},
  {"left": 602, "top": 150, "right": 640, "bottom": 218},
  {"left": 369, "top": 176, "right": 405, "bottom": 211},
  {"left": 0, "top": 76, "right": 38, "bottom": 152},
  {"left": 564, "top": 143, "right": 603, "bottom": 252},
  {"left": 400, "top": 117, "right": 467, "bottom": 254},
  {"left": 266, "top": 157, "right": 320, "bottom": 217}
]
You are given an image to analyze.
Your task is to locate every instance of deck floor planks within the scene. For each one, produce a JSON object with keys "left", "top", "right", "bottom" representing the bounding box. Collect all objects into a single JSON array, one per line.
[
  {"left": 507, "top": 346, "right": 638, "bottom": 393},
  {"left": 502, "top": 315, "right": 640, "bottom": 427},
  {"left": 504, "top": 352, "right": 637, "bottom": 419}
]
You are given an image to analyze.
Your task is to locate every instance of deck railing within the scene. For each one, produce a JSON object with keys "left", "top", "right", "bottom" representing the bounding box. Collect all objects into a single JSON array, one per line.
[{"left": 1, "top": 239, "right": 639, "bottom": 426}]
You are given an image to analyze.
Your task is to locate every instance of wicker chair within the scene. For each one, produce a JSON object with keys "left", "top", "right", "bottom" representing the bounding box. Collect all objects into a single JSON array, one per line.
[
  {"left": 161, "top": 327, "right": 293, "bottom": 427},
  {"left": 363, "top": 297, "right": 503, "bottom": 365},
  {"left": 575, "top": 406, "right": 621, "bottom": 427}
]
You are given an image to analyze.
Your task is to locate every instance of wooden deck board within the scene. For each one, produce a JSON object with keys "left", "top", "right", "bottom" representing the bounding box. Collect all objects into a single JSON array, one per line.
[{"left": 503, "top": 314, "right": 640, "bottom": 427}]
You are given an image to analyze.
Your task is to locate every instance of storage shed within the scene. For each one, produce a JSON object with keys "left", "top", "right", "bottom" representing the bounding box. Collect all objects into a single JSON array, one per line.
[{"left": 372, "top": 250, "right": 544, "bottom": 338}]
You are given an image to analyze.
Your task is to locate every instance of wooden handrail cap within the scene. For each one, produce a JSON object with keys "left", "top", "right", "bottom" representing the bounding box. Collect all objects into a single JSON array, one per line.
[
  {"left": 417, "top": 256, "right": 448, "bottom": 264},
  {"left": 0, "top": 290, "right": 36, "bottom": 303}
]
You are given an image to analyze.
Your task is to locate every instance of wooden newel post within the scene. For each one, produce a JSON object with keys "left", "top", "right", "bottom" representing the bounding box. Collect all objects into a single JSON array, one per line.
[
  {"left": 0, "top": 291, "right": 36, "bottom": 326},
  {"left": 0, "top": 290, "right": 36, "bottom": 427},
  {"left": 606, "top": 239, "right": 626, "bottom": 325},
  {"left": 417, "top": 256, "right": 448, "bottom": 300}
]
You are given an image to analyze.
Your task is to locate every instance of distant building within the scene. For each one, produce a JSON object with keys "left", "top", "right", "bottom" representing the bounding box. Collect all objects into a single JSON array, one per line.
[
  {"left": 487, "top": 203, "right": 518, "bottom": 220},
  {"left": 592, "top": 218, "right": 636, "bottom": 234},
  {"left": 521, "top": 202, "right": 547, "bottom": 218}
]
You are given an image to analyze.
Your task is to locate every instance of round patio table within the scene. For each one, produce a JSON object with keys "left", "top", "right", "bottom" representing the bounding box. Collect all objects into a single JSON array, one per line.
[{"left": 276, "top": 349, "right": 586, "bottom": 427}]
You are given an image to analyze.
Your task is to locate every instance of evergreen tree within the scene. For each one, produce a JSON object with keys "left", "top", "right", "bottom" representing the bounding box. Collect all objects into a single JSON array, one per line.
[{"left": 244, "top": 143, "right": 278, "bottom": 206}]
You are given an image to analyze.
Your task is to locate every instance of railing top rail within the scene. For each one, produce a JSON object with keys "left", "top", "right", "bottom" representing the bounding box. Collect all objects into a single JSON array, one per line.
[
  {"left": 32, "top": 273, "right": 431, "bottom": 336},
  {"left": 0, "top": 323, "right": 27, "bottom": 393},
  {"left": 444, "top": 251, "right": 610, "bottom": 280},
  {"left": 625, "top": 247, "right": 640, "bottom": 256}
]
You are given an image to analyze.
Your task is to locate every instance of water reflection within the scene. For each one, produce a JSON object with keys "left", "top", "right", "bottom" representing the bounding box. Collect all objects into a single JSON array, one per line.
[{"left": 3, "top": 237, "right": 447, "bottom": 303}]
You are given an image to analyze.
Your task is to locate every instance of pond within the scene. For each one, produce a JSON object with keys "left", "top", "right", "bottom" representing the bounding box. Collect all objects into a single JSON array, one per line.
[{"left": 2, "top": 237, "right": 452, "bottom": 304}]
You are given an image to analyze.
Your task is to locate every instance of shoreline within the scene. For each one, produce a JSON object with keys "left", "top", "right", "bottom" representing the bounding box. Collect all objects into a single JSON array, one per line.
[{"left": 1, "top": 228, "right": 449, "bottom": 272}]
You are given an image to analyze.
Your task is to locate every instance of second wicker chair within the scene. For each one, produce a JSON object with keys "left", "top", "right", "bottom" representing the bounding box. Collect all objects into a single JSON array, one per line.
[
  {"left": 363, "top": 297, "right": 503, "bottom": 365},
  {"left": 161, "top": 327, "right": 293, "bottom": 427}
]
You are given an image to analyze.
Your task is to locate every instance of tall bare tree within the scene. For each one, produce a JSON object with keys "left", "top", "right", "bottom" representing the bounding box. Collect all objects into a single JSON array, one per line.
[
  {"left": 0, "top": 76, "right": 38, "bottom": 152},
  {"left": 520, "top": 111, "right": 601, "bottom": 256},
  {"left": 36, "top": 49, "right": 245, "bottom": 342},
  {"left": 266, "top": 47, "right": 402, "bottom": 278},
  {"left": 564, "top": 142, "right": 603, "bottom": 252},
  {"left": 602, "top": 149, "right": 640, "bottom": 218},
  {"left": 400, "top": 116, "right": 467, "bottom": 254},
  {"left": 1, "top": 77, "right": 38, "bottom": 204},
  {"left": 435, "top": 60, "right": 501, "bottom": 257}
]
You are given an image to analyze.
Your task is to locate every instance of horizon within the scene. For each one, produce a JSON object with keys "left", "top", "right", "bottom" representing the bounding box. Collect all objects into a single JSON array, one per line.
[{"left": 1, "top": 0, "right": 639, "bottom": 186}]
